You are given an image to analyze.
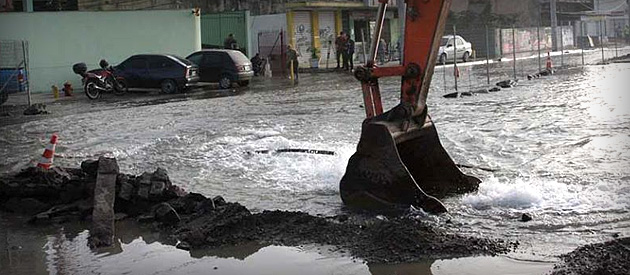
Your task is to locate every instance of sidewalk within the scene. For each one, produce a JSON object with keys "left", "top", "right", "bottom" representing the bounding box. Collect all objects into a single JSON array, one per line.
[{"left": 3, "top": 90, "right": 84, "bottom": 107}]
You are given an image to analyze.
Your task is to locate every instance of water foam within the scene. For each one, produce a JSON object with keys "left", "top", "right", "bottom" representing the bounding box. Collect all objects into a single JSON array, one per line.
[
  {"left": 460, "top": 177, "right": 629, "bottom": 214},
  {"left": 200, "top": 128, "right": 355, "bottom": 194}
]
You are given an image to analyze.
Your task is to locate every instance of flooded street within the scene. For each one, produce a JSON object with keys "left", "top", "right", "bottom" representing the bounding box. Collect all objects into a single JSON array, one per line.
[{"left": 1, "top": 50, "right": 629, "bottom": 274}]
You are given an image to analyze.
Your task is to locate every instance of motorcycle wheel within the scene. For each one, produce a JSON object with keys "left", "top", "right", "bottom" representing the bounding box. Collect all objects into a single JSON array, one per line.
[
  {"left": 114, "top": 78, "right": 128, "bottom": 95},
  {"left": 84, "top": 79, "right": 101, "bottom": 100}
]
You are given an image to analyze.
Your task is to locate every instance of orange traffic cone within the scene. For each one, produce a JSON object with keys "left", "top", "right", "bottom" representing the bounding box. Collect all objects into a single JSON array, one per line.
[
  {"left": 37, "top": 133, "right": 58, "bottom": 169},
  {"left": 546, "top": 52, "right": 552, "bottom": 70}
]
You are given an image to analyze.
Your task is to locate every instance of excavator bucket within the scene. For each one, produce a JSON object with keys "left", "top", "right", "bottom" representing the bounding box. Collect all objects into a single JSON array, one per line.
[
  {"left": 340, "top": 109, "right": 480, "bottom": 214},
  {"left": 339, "top": 0, "right": 480, "bottom": 214}
]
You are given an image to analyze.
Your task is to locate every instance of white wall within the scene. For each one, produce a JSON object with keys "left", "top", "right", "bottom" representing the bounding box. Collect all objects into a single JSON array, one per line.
[
  {"left": 250, "top": 13, "right": 287, "bottom": 58},
  {"left": 0, "top": 10, "right": 201, "bottom": 93}
]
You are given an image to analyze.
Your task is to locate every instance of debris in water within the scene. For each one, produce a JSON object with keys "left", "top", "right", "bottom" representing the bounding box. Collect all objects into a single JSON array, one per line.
[{"left": 0, "top": 158, "right": 517, "bottom": 263}]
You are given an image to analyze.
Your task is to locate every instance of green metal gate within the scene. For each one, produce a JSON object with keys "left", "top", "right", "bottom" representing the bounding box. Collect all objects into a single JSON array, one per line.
[{"left": 201, "top": 11, "right": 249, "bottom": 55}]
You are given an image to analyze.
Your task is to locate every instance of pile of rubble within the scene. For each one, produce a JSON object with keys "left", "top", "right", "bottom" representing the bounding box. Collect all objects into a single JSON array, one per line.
[
  {"left": 550, "top": 237, "right": 630, "bottom": 275},
  {"left": 1, "top": 158, "right": 517, "bottom": 263}
]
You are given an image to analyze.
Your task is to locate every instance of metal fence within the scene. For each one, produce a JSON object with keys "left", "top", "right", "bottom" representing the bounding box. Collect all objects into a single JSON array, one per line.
[
  {"left": 0, "top": 40, "right": 31, "bottom": 108},
  {"left": 431, "top": 23, "right": 630, "bottom": 95},
  {"left": 257, "top": 29, "right": 286, "bottom": 76}
]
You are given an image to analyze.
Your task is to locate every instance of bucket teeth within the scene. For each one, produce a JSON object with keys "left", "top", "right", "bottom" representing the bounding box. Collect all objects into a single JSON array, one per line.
[{"left": 340, "top": 111, "right": 479, "bottom": 214}]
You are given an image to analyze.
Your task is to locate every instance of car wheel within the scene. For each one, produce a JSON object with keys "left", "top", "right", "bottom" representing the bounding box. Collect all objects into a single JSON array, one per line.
[
  {"left": 462, "top": 52, "right": 470, "bottom": 62},
  {"left": 114, "top": 78, "right": 128, "bottom": 95},
  {"left": 161, "top": 79, "right": 178, "bottom": 94},
  {"left": 439, "top": 53, "right": 447, "bottom": 65},
  {"left": 238, "top": 80, "right": 249, "bottom": 87},
  {"left": 219, "top": 75, "right": 232, "bottom": 89}
]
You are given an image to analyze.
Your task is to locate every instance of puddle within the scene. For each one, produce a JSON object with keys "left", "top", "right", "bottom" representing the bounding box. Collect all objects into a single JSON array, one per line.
[{"left": 0, "top": 213, "right": 556, "bottom": 275}]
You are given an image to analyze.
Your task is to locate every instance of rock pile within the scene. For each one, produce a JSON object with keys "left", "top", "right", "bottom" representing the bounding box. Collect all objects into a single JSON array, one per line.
[
  {"left": 551, "top": 237, "right": 630, "bottom": 275},
  {"left": 1, "top": 160, "right": 517, "bottom": 264}
]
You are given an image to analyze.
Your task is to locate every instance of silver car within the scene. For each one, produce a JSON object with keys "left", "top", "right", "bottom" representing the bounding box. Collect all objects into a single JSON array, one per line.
[{"left": 437, "top": 35, "right": 473, "bottom": 64}]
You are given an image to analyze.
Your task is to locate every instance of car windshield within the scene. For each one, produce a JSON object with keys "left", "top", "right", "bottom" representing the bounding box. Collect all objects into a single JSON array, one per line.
[
  {"left": 440, "top": 38, "right": 449, "bottom": 46},
  {"left": 167, "top": 55, "right": 193, "bottom": 66},
  {"left": 227, "top": 51, "right": 251, "bottom": 65}
]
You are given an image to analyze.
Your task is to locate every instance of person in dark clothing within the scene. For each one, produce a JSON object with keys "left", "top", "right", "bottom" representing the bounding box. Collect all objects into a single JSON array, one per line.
[
  {"left": 250, "top": 53, "right": 263, "bottom": 76},
  {"left": 287, "top": 45, "right": 299, "bottom": 81},
  {"left": 346, "top": 36, "right": 355, "bottom": 71},
  {"left": 377, "top": 38, "right": 387, "bottom": 65},
  {"left": 224, "top": 33, "right": 238, "bottom": 50},
  {"left": 335, "top": 31, "right": 347, "bottom": 69}
]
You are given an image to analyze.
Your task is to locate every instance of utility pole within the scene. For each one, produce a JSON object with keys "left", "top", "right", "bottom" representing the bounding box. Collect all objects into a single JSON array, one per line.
[{"left": 550, "top": 0, "right": 558, "bottom": 51}]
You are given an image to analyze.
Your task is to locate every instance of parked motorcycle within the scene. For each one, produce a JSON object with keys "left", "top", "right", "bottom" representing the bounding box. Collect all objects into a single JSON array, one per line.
[{"left": 72, "top": 59, "right": 127, "bottom": 100}]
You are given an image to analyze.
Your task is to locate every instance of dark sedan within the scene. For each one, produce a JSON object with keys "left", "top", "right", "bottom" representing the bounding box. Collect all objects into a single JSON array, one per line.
[{"left": 114, "top": 54, "right": 199, "bottom": 93}]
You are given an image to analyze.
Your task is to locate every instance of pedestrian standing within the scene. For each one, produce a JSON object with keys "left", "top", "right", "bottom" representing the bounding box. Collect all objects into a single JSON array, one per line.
[
  {"left": 346, "top": 35, "right": 355, "bottom": 71},
  {"left": 287, "top": 45, "right": 299, "bottom": 81},
  {"left": 335, "top": 31, "right": 347, "bottom": 69},
  {"left": 377, "top": 39, "right": 387, "bottom": 65},
  {"left": 224, "top": 33, "right": 239, "bottom": 50},
  {"left": 250, "top": 53, "right": 263, "bottom": 76}
]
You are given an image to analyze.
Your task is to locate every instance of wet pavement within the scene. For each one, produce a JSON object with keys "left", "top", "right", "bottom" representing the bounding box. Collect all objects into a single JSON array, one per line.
[{"left": 1, "top": 47, "right": 630, "bottom": 274}]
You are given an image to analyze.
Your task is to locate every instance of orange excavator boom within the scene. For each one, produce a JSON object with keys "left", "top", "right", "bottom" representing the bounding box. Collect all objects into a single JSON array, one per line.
[{"left": 340, "top": 0, "right": 480, "bottom": 214}]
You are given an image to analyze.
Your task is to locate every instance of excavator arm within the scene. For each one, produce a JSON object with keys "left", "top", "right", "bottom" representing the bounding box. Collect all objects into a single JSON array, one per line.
[{"left": 340, "top": 0, "right": 480, "bottom": 214}]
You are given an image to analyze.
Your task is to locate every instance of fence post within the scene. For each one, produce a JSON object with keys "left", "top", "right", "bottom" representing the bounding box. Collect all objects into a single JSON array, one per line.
[
  {"left": 560, "top": 25, "right": 564, "bottom": 67},
  {"left": 537, "top": 26, "right": 542, "bottom": 72},
  {"left": 614, "top": 22, "right": 618, "bottom": 58},
  {"left": 442, "top": 56, "right": 446, "bottom": 92},
  {"left": 281, "top": 29, "right": 286, "bottom": 75},
  {"left": 485, "top": 24, "right": 490, "bottom": 85},
  {"left": 361, "top": 30, "right": 367, "bottom": 64},
  {"left": 453, "top": 25, "right": 458, "bottom": 92},
  {"left": 22, "top": 41, "right": 31, "bottom": 106},
  {"left": 512, "top": 25, "right": 516, "bottom": 80},
  {"left": 600, "top": 19, "right": 605, "bottom": 63},
  {"left": 581, "top": 21, "right": 585, "bottom": 66}
]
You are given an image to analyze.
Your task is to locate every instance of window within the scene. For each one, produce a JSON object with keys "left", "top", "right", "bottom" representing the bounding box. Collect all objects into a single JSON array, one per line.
[
  {"left": 117, "top": 60, "right": 129, "bottom": 70},
  {"left": 456, "top": 38, "right": 464, "bottom": 46},
  {"left": 130, "top": 58, "right": 147, "bottom": 70},
  {"left": 149, "top": 56, "right": 174, "bottom": 69},
  {"left": 205, "top": 52, "right": 223, "bottom": 67},
  {"left": 187, "top": 53, "right": 203, "bottom": 65}
]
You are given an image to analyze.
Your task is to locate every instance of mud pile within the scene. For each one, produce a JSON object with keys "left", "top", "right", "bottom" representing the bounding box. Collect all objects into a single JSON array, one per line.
[
  {"left": 1, "top": 161, "right": 515, "bottom": 264},
  {"left": 606, "top": 53, "right": 630, "bottom": 64},
  {"left": 550, "top": 237, "right": 630, "bottom": 275},
  {"left": 167, "top": 193, "right": 516, "bottom": 263}
]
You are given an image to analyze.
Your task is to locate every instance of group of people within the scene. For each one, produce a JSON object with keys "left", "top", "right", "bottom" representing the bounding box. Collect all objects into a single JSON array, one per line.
[
  {"left": 334, "top": 31, "right": 355, "bottom": 71},
  {"left": 242, "top": 31, "right": 383, "bottom": 83}
]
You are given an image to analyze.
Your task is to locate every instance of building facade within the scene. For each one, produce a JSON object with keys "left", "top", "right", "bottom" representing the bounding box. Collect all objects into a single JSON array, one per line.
[{"left": 580, "top": 0, "right": 629, "bottom": 39}]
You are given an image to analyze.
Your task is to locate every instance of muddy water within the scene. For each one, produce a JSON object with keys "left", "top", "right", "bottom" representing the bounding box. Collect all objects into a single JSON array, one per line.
[{"left": 1, "top": 55, "right": 628, "bottom": 274}]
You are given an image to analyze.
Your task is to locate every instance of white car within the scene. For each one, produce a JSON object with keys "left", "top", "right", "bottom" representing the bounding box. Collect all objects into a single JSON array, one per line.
[{"left": 437, "top": 35, "right": 473, "bottom": 64}]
